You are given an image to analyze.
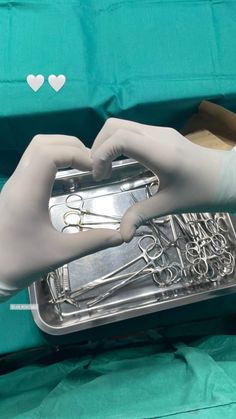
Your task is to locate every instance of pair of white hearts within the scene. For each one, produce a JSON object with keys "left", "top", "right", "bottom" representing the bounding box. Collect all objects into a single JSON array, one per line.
[{"left": 27, "top": 74, "right": 66, "bottom": 92}]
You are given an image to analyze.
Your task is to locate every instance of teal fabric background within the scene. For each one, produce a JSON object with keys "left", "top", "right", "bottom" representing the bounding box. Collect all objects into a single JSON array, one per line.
[
  {"left": 1, "top": 1, "right": 236, "bottom": 417},
  {"left": 2, "top": 335, "right": 236, "bottom": 418},
  {"left": 1, "top": 0, "right": 236, "bottom": 356},
  {"left": 1, "top": 0, "right": 236, "bottom": 174}
]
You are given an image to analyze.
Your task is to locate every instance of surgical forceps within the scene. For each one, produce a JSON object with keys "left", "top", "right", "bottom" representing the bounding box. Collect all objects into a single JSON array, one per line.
[
  {"left": 70, "top": 267, "right": 157, "bottom": 300},
  {"left": 190, "top": 248, "right": 234, "bottom": 279},
  {"left": 185, "top": 232, "right": 227, "bottom": 262},
  {"left": 89, "top": 234, "right": 163, "bottom": 283},
  {"left": 62, "top": 211, "right": 120, "bottom": 232},
  {"left": 186, "top": 233, "right": 227, "bottom": 263},
  {"left": 65, "top": 194, "right": 121, "bottom": 222},
  {"left": 70, "top": 260, "right": 182, "bottom": 301},
  {"left": 62, "top": 193, "right": 122, "bottom": 231},
  {"left": 188, "top": 213, "right": 230, "bottom": 236},
  {"left": 87, "top": 235, "right": 179, "bottom": 307},
  {"left": 182, "top": 214, "right": 227, "bottom": 249},
  {"left": 182, "top": 213, "right": 234, "bottom": 278},
  {"left": 212, "top": 251, "right": 235, "bottom": 277},
  {"left": 87, "top": 261, "right": 180, "bottom": 307}
]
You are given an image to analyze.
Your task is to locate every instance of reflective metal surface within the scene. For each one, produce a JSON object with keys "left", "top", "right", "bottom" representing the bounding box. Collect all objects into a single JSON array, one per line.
[{"left": 29, "top": 159, "right": 236, "bottom": 335}]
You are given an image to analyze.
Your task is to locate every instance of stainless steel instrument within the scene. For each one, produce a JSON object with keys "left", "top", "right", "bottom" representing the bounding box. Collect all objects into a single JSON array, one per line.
[{"left": 29, "top": 159, "right": 236, "bottom": 335}]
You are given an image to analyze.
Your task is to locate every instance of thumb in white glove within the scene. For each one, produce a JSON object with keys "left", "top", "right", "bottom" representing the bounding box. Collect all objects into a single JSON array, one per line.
[
  {"left": 91, "top": 118, "right": 236, "bottom": 242},
  {"left": 0, "top": 134, "right": 122, "bottom": 302}
]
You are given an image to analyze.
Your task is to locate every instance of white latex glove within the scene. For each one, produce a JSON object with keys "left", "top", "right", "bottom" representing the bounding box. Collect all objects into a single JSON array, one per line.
[
  {"left": 91, "top": 118, "right": 236, "bottom": 242},
  {"left": 0, "top": 135, "right": 122, "bottom": 302}
]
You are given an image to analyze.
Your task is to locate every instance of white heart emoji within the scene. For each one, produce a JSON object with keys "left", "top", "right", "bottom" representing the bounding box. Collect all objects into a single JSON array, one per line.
[
  {"left": 27, "top": 74, "right": 44, "bottom": 92},
  {"left": 48, "top": 74, "right": 66, "bottom": 92}
]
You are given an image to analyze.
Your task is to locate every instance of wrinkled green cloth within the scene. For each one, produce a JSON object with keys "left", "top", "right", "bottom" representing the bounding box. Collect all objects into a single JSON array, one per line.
[
  {"left": 2, "top": 335, "right": 236, "bottom": 418},
  {"left": 2, "top": 1, "right": 236, "bottom": 416},
  {"left": 1, "top": 0, "right": 236, "bottom": 175}
]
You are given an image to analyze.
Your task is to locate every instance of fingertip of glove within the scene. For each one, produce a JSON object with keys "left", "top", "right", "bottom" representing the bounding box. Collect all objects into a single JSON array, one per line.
[
  {"left": 120, "top": 224, "right": 136, "bottom": 243},
  {"left": 108, "top": 230, "right": 124, "bottom": 246},
  {"left": 120, "top": 209, "right": 142, "bottom": 242},
  {"left": 92, "top": 169, "right": 103, "bottom": 182}
]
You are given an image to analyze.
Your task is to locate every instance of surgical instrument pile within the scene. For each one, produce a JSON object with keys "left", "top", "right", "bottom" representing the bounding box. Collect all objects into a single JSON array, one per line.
[
  {"left": 29, "top": 160, "right": 236, "bottom": 335},
  {"left": 46, "top": 188, "right": 236, "bottom": 313}
]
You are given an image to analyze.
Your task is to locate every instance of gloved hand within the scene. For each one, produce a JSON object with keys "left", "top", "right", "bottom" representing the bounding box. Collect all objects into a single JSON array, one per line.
[
  {"left": 91, "top": 118, "right": 236, "bottom": 242},
  {"left": 0, "top": 135, "right": 122, "bottom": 302}
]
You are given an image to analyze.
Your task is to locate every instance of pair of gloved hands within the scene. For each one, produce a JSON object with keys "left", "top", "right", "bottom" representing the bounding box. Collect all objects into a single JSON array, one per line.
[{"left": 0, "top": 118, "right": 235, "bottom": 301}]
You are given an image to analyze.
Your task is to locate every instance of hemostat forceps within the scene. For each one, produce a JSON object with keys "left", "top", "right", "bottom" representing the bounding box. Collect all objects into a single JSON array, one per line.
[
  {"left": 87, "top": 235, "right": 175, "bottom": 307},
  {"left": 62, "top": 211, "right": 120, "bottom": 233},
  {"left": 62, "top": 193, "right": 122, "bottom": 232},
  {"left": 65, "top": 194, "right": 121, "bottom": 222}
]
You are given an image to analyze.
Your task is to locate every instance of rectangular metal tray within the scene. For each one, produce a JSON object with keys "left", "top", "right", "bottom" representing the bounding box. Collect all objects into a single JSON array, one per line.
[{"left": 29, "top": 159, "right": 236, "bottom": 335}]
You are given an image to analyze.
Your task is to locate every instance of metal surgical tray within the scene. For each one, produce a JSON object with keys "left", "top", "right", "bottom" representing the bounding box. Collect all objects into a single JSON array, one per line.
[{"left": 29, "top": 159, "right": 236, "bottom": 335}]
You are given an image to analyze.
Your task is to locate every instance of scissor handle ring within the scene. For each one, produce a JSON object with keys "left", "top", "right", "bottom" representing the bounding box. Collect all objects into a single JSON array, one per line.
[
  {"left": 216, "top": 216, "right": 229, "bottom": 233},
  {"left": 148, "top": 245, "right": 164, "bottom": 261},
  {"left": 63, "top": 211, "right": 81, "bottom": 226},
  {"left": 161, "top": 267, "right": 176, "bottom": 285},
  {"left": 66, "top": 193, "right": 84, "bottom": 211},
  {"left": 205, "top": 218, "right": 217, "bottom": 234},
  {"left": 192, "top": 258, "right": 208, "bottom": 276},
  {"left": 206, "top": 263, "right": 216, "bottom": 281},
  {"left": 220, "top": 251, "right": 234, "bottom": 265},
  {"left": 167, "top": 264, "right": 182, "bottom": 283},
  {"left": 138, "top": 235, "right": 157, "bottom": 253},
  {"left": 209, "top": 233, "right": 227, "bottom": 255},
  {"left": 218, "top": 260, "right": 234, "bottom": 277},
  {"left": 212, "top": 232, "right": 227, "bottom": 247},
  {"left": 138, "top": 235, "right": 164, "bottom": 261},
  {"left": 185, "top": 242, "right": 200, "bottom": 262},
  {"left": 152, "top": 267, "right": 173, "bottom": 286},
  {"left": 61, "top": 225, "right": 81, "bottom": 233},
  {"left": 218, "top": 251, "right": 235, "bottom": 276}
]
